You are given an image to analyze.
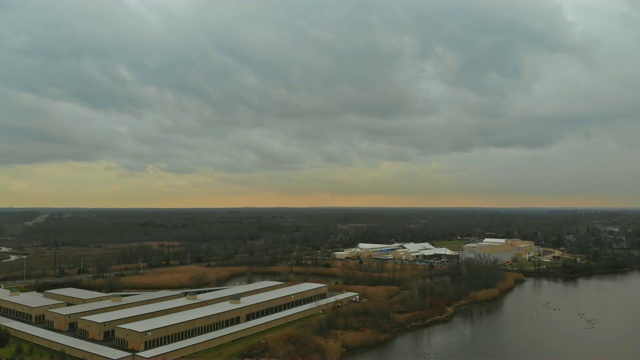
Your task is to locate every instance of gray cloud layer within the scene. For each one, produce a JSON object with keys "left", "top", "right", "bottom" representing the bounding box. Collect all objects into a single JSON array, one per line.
[{"left": 1, "top": 0, "right": 639, "bottom": 175}]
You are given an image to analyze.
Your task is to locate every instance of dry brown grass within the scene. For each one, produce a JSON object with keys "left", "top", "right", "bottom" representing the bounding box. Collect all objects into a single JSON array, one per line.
[
  {"left": 248, "top": 265, "right": 340, "bottom": 277},
  {"left": 322, "top": 339, "right": 344, "bottom": 359},
  {"left": 497, "top": 271, "right": 525, "bottom": 291},
  {"left": 244, "top": 329, "right": 342, "bottom": 360},
  {"left": 467, "top": 288, "right": 501, "bottom": 302},
  {"left": 329, "top": 284, "right": 401, "bottom": 301},
  {"left": 106, "top": 264, "right": 343, "bottom": 290},
  {"left": 467, "top": 271, "right": 525, "bottom": 302},
  {"left": 333, "top": 328, "right": 390, "bottom": 351},
  {"left": 116, "top": 266, "right": 251, "bottom": 290},
  {"left": 294, "top": 266, "right": 341, "bottom": 277},
  {"left": 109, "top": 263, "right": 145, "bottom": 272}
]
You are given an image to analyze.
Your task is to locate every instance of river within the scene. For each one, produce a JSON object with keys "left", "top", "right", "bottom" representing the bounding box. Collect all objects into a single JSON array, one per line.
[
  {"left": 349, "top": 270, "right": 640, "bottom": 360},
  {"left": 0, "top": 247, "right": 26, "bottom": 262}
]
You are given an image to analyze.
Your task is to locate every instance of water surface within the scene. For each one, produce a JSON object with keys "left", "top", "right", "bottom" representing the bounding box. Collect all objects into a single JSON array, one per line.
[{"left": 349, "top": 270, "right": 640, "bottom": 360}]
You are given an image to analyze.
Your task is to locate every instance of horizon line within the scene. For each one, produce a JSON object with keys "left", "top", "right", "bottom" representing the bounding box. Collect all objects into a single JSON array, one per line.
[{"left": 2, "top": 206, "right": 639, "bottom": 211}]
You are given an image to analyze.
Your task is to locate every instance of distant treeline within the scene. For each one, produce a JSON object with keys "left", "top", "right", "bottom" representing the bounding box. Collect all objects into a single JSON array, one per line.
[{"left": 3, "top": 208, "right": 640, "bottom": 267}]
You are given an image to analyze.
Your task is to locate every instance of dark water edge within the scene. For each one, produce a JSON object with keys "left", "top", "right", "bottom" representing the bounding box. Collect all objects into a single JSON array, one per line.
[
  {"left": 347, "top": 269, "right": 640, "bottom": 360},
  {"left": 512, "top": 264, "right": 640, "bottom": 279}
]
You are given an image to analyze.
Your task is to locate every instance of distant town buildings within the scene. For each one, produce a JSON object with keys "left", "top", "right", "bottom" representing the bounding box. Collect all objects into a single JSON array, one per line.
[
  {"left": 461, "top": 238, "right": 536, "bottom": 263},
  {"left": 333, "top": 242, "right": 458, "bottom": 261},
  {"left": 332, "top": 237, "right": 541, "bottom": 266}
]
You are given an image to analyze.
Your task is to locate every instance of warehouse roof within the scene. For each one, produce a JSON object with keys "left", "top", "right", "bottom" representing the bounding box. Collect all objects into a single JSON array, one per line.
[
  {"left": 82, "top": 281, "right": 283, "bottom": 324},
  {"left": 355, "top": 242, "right": 401, "bottom": 250},
  {"left": 0, "top": 318, "right": 132, "bottom": 360},
  {"left": 402, "top": 242, "right": 435, "bottom": 251},
  {"left": 0, "top": 292, "right": 65, "bottom": 308},
  {"left": 178, "top": 286, "right": 230, "bottom": 295},
  {"left": 118, "top": 283, "right": 326, "bottom": 333},
  {"left": 135, "top": 291, "right": 358, "bottom": 359},
  {"left": 44, "top": 287, "right": 108, "bottom": 300},
  {"left": 420, "top": 248, "right": 458, "bottom": 256},
  {"left": 483, "top": 238, "right": 506, "bottom": 243},
  {"left": 49, "top": 290, "right": 180, "bottom": 315}
]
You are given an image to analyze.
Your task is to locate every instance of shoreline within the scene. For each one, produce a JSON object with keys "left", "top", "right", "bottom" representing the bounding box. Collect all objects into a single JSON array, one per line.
[
  {"left": 396, "top": 271, "right": 525, "bottom": 329},
  {"left": 510, "top": 264, "right": 640, "bottom": 279},
  {"left": 343, "top": 266, "right": 640, "bottom": 358},
  {"left": 344, "top": 272, "right": 525, "bottom": 359}
]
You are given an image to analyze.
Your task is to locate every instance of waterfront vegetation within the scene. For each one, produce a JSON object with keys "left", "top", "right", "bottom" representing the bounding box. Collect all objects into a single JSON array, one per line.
[
  {"left": 230, "top": 263, "right": 524, "bottom": 360},
  {"left": 511, "top": 251, "right": 640, "bottom": 278}
]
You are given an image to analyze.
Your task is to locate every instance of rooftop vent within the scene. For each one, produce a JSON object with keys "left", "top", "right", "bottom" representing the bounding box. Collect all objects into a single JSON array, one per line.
[
  {"left": 111, "top": 295, "right": 123, "bottom": 302},
  {"left": 229, "top": 295, "right": 241, "bottom": 304},
  {"left": 9, "top": 290, "right": 20, "bottom": 296},
  {"left": 186, "top": 292, "right": 197, "bottom": 300}
]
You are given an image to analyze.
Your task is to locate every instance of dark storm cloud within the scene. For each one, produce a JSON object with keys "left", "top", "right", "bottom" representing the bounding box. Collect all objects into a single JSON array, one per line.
[{"left": 0, "top": 0, "right": 637, "bottom": 173}]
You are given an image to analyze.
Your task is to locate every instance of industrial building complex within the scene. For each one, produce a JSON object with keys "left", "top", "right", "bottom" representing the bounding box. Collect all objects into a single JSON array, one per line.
[
  {"left": 460, "top": 238, "right": 537, "bottom": 262},
  {"left": 0, "top": 281, "right": 359, "bottom": 360},
  {"left": 334, "top": 238, "right": 537, "bottom": 264},
  {"left": 333, "top": 241, "right": 458, "bottom": 261},
  {"left": 78, "top": 281, "right": 284, "bottom": 342}
]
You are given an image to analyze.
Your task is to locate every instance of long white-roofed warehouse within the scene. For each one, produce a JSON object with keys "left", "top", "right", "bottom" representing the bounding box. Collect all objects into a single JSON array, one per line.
[
  {"left": 134, "top": 291, "right": 360, "bottom": 360},
  {"left": 0, "top": 291, "right": 66, "bottom": 323},
  {"left": 0, "top": 317, "right": 133, "bottom": 360},
  {"left": 45, "top": 290, "right": 182, "bottom": 331},
  {"left": 0, "top": 282, "right": 359, "bottom": 359},
  {"left": 43, "top": 287, "right": 112, "bottom": 305},
  {"left": 114, "top": 282, "right": 329, "bottom": 352},
  {"left": 77, "top": 281, "right": 284, "bottom": 341}
]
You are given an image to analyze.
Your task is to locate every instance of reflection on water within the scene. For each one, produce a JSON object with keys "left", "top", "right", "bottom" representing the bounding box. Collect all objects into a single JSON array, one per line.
[
  {"left": 349, "top": 270, "right": 640, "bottom": 360},
  {"left": 2, "top": 254, "right": 27, "bottom": 262},
  {"left": 0, "top": 247, "right": 26, "bottom": 262}
]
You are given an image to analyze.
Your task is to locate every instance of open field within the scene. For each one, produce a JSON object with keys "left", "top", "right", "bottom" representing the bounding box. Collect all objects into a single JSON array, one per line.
[
  {"left": 0, "top": 337, "right": 66, "bottom": 360},
  {"left": 432, "top": 240, "right": 469, "bottom": 251}
]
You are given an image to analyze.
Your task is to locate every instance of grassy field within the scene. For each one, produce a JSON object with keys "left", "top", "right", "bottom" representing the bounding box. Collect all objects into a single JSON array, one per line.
[
  {"left": 0, "top": 337, "right": 68, "bottom": 360},
  {"left": 432, "top": 240, "right": 469, "bottom": 251}
]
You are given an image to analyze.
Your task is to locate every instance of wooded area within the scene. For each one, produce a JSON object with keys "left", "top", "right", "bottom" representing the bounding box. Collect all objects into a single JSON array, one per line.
[{"left": 1, "top": 208, "right": 639, "bottom": 282}]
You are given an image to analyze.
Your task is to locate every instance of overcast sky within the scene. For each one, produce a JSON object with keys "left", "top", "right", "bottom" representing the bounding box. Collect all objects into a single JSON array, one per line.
[{"left": 1, "top": 0, "right": 639, "bottom": 208}]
